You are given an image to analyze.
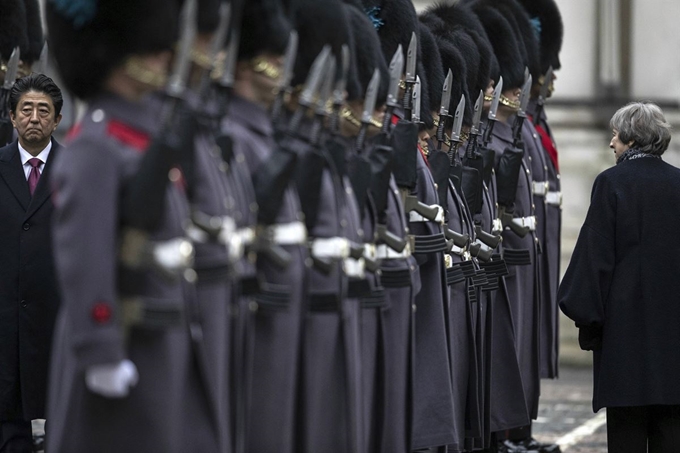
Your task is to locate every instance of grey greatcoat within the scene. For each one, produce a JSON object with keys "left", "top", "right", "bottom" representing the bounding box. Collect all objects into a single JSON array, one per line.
[
  {"left": 487, "top": 119, "right": 541, "bottom": 420},
  {"left": 522, "top": 118, "right": 559, "bottom": 380},
  {"left": 288, "top": 119, "right": 362, "bottom": 453},
  {"left": 222, "top": 95, "right": 306, "bottom": 453},
  {"left": 377, "top": 175, "right": 420, "bottom": 453},
  {"left": 409, "top": 145, "right": 456, "bottom": 450},
  {"left": 527, "top": 99, "right": 561, "bottom": 379},
  {"left": 47, "top": 93, "right": 219, "bottom": 453}
]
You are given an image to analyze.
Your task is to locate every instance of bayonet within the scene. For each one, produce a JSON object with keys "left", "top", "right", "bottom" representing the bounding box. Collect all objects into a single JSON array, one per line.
[
  {"left": 219, "top": 20, "right": 241, "bottom": 90},
  {"left": 381, "top": 45, "right": 404, "bottom": 132},
  {"left": 167, "top": 0, "right": 197, "bottom": 99},
  {"left": 199, "top": 2, "right": 231, "bottom": 99},
  {"left": 316, "top": 56, "right": 335, "bottom": 117},
  {"left": 469, "top": 90, "right": 484, "bottom": 136},
  {"left": 534, "top": 65, "right": 553, "bottom": 125},
  {"left": 538, "top": 66, "right": 553, "bottom": 105},
  {"left": 405, "top": 33, "right": 417, "bottom": 84},
  {"left": 411, "top": 75, "right": 421, "bottom": 124},
  {"left": 513, "top": 72, "right": 533, "bottom": 147},
  {"left": 355, "top": 68, "right": 380, "bottom": 151},
  {"left": 487, "top": 76, "right": 503, "bottom": 122},
  {"left": 299, "top": 46, "right": 331, "bottom": 108},
  {"left": 402, "top": 32, "right": 417, "bottom": 120},
  {"left": 33, "top": 43, "right": 49, "bottom": 75},
  {"left": 436, "top": 69, "right": 453, "bottom": 150},
  {"left": 518, "top": 73, "right": 532, "bottom": 118},
  {"left": 450, "top": 95, "right": 465, "bottom": 145},
  {"left": 482, "top": 76, "right": 503, "bottom": 146},
  {"left": 271, "top": 30, "right": 299, "bottom": 123},
  {"left": 330, "top": 45, "right": 350, "bottom": 134},
  {"left": 465, "top": 90, "right": 484, "bottom": 159},
  {"left": 309, "top": 56, "right": 335, "bottom": 145},
  {"left": 2, "top": 47, "right": 20, "bottom": 90},
  {"left": 287, "top": 46, "right": 330, "bottom": 132}
]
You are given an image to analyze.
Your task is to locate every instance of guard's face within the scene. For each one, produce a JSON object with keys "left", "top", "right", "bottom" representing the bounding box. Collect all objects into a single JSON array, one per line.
[
  {"left": 610, "top": 129, "right": 632, "bottom": 159},
  {"left": 10, "top": 91, "right": 62, "bottom": 151}
]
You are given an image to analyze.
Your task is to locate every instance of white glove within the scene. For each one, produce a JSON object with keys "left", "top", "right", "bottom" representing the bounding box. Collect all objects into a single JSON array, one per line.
[{"left": 85, "top": 359, "right": 139, "bottom": 398}]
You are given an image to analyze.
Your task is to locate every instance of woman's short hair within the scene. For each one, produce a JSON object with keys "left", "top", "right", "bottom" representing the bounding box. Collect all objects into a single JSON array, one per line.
[{"left": 610, "top": 101, "right": 672, "bottom": 155}]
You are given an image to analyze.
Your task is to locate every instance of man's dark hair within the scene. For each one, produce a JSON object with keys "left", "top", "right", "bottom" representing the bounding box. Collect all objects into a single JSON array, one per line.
[{"left": 9, "top": 73, "right": 64, "bottom": 117}]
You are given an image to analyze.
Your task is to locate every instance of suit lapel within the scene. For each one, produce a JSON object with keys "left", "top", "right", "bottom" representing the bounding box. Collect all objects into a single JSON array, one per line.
[
  {"left": 0, "top": 141, "right": 31, "bottom": 211},
  {"left": 24, "top": 139, "right": 60, "bottom": 220}
]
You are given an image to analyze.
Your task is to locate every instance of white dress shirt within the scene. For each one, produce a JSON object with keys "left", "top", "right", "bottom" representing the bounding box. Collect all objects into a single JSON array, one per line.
[{"left": 18, "top": 140, "right": 52, "bottom": 180}]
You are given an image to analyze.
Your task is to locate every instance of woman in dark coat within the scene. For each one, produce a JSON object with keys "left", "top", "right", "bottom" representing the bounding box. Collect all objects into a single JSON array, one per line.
[{"left": 558, "top": 102, "right": 677, "bottom": 452}]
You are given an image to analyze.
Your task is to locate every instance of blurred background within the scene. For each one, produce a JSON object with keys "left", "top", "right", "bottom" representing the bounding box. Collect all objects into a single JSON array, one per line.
[{"left": 413, "top": 0, "right": 680, "bottom": 367}]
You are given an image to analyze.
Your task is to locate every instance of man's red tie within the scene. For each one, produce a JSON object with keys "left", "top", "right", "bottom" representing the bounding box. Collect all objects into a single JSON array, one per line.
[{"left": 28, "top": 158, "right": 42, "bottom": 196}]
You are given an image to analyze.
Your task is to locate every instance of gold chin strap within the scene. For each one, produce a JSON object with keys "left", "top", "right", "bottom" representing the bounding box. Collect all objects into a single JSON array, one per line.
[
  {"left": 499, "top": 94, "right": 520, "bottom": 110},
  {"left": 124, "top": 56, "right": 168, "bottom": 88},
  {"left": 537, "top": 75, "right": 555, "bottom": 96},
  {"left": 484, "top": 94, "right": 493, "bottom": 102},
  {"left": 1, "top": 60, "right": 29, "bottom": 78},
  {"left": 190, "top": 48, "right": 213, "bottom": 71},
  {"left": 251, "top": 57, "right": 281, "bottom": 81},
  {"left": 341, "top": 107, "right": 382, "bottom": 129}
]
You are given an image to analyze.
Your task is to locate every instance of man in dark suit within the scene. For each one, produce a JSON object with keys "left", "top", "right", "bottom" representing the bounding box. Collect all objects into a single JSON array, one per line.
[{"left": 0, "top": 73, "right": 62, "bottom": 453}]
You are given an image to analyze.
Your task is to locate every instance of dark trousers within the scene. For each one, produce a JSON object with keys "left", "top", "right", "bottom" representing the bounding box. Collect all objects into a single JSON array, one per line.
[
  {"left": 0, "top": 420, "right": 32, "bottom": 453},
  {"left": 607, "top": 405, "right": 680, "bottom": 452}
]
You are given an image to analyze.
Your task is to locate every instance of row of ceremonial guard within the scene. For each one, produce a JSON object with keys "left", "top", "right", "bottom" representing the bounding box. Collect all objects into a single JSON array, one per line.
[{"left": 0, "top": 0, "right": 565, "bottom": 451}]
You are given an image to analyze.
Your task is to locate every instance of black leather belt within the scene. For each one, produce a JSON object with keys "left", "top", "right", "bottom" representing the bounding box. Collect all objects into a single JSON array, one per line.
[
  {"left": 412, "top": 232, "right": 448, "bottom": 254},
  {"left": 360, "top": 289, "right": 388, "bottom": 308},
  {"left": 446, "top": 263, "right": 466, "bottom": 286},
  {"left": 381, "top": 268, "right": 412, "bottom": 288},
  {"left": 503, "top": 248, "right": 532, "bottom": 266},
  {"left": 307, "top": 293, "right": 341, "bottom": 312},
  {"left": 255, "top": 283, "right": 291, "bottom": 311}
]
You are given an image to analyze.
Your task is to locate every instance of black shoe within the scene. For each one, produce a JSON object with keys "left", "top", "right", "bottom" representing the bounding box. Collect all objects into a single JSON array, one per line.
[
  {"left": 520, "top": 437, "right": 561, "bottom": 453},
  {"left": 32, "top": 433, "right": 45, "bottom": 453},
  {"left": 497, "top": 439, "right": 531, "bottom": 452}
]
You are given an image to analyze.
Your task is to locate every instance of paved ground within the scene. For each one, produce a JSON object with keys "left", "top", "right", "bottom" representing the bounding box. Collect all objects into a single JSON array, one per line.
[{"left": 534, "top": 366, "right": 608, "bottom": 452}]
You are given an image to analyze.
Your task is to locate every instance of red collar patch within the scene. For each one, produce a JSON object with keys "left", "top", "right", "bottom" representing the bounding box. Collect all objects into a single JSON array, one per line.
[{"left": 106, "top": 120, "right": 151, "bottom": 152}]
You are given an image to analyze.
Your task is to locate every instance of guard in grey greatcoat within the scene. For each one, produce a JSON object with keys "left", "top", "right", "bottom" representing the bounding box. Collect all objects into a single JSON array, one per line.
[
  {"left": 365, "top": 0, "right": 455, "bottom": 448},
  {"left": 339, "top": 7, "right": 388, "bottom": 451},
  {"left": 342, "top": 6, "right": 420, "bottom": 451},
  {"left": 416, "top": 18, "right": 479, "bottom": 451},
  {"left": 475, "top": 2, "right": 540, "bottom": 436},
  {"left": 519, "top": 0, "right": 564, "bottom": 380},
  {"left": 221, "top": 2, "right": 307, "bottom": 451},
  {"left": 285, "top": 1, "right": 363, "bottom": 450},
  {"left": 45, "top": 2, "right": 219, "bottom": 452}
]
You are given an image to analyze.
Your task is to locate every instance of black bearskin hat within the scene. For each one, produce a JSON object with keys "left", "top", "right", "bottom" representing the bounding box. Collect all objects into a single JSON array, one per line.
[
  {"left": 23, "top": 0, "right": 43, "bottom": 63},
  {"left": 469, "top": 0, "right": 525, "bottom": 90},
  {"left": 516, "top": 0, "right": 562, "bottom": 72},
  {"left": 344, "top": 2, "right": 388, "bottom": 102},
  {"left": 46, "top": 0, "right": 181, "bottom": 99},
  {"left": 289, "top": 0, "right": 353, "bottom": 89},
  {"left": 422, "top": 2, "right": 492, "bottom": 98},
  {"left": 0, "top": 0, "right": 28, "bottom": 62},
  {"left": 239, "top": 0, "right": 291, "bottom": 61},
  {"left": 419, "top": 14, "right": 474, "bottom": 125},
  {"left": 361, "top": 0, "right": 419, "bottom": 65},
  {"left": 417, "top": 23, "right": 444, "bottom": 127},
  {"left": 491, "top": 0, "right": 540, "bottom": 80}
]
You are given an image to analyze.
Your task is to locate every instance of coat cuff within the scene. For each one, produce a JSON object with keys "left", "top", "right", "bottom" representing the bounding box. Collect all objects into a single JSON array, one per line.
[{"left": 72, "top": 328, "right": 126, "bottom": 370}]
